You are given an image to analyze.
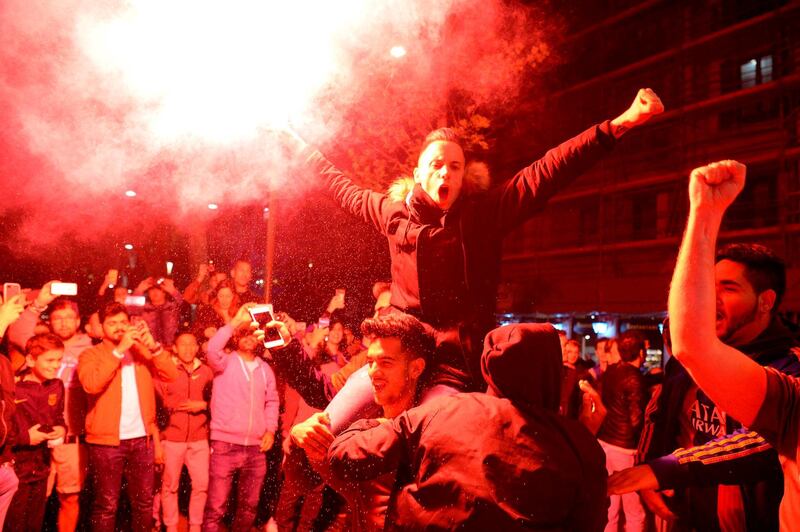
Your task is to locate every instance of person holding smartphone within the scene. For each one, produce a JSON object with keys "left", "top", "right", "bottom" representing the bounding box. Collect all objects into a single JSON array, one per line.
[
  {"left": 203, "top": 304, "right": 279, "bottom": 532},
  {"left": 7, "top": 333, "right": 66, "bottom": 532}
]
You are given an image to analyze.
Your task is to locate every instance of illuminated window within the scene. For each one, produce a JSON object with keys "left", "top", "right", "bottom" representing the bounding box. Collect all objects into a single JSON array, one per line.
[{"left": 739, "top": 55, "right": 772, "bottom": 89}]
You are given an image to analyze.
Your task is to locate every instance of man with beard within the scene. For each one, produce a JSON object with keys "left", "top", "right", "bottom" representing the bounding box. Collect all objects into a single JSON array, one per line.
[
  {"left": 9, "top": 284, "right": 94, "bottom": 531},
  {"left": 77, "top": 302, "right": 177, "bottom": 532},
  {"left": 610, "top": 237, "right": 800, "bottom": 530},
  {"left": 203, "top": 305, "right": 279, "bottom": 532},
  {"left": 284, "top": 88, "right": 665, "bottom": 432}
]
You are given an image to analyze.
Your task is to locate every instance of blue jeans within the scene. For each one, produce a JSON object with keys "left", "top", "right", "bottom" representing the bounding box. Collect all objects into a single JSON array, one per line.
[
  {"left": 203, "top": 441, "right": 266, "bottom": 532},
  {"left": 87, "top": 437, "right": 155, "bottom": 532}
]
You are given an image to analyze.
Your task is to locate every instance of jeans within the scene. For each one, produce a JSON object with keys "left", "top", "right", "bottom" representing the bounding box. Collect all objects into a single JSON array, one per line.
[
  {"left": 161, "top": 440, "right": 209, "bottom": 527},
  {"left": 203, "top": 441, "right": 266, "bottom": 532},
  {"left": 0, "top": 464, "right": 18, "bottom": 530},
  {"left": 600, "top": 439, "right": 646, "bottom": 532},
  {"left": 5, "top": 477, "right": 45, "bottom": 532},
  {"left": 87, "top": 437, "right": 155, "bottom": 532}
]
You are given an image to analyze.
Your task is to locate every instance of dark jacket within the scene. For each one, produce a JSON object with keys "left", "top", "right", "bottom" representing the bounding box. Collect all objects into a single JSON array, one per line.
[
  {"left": 13, "top": 376, "right": 65, "bottom": 483},
  {"left": 598, "top": 362, "right": 646, "bottom": 449},
  {"left": 305, "top": 122, "right": 616, "bottom": 390},
  {"left": 155, "top": 357, "right": 214, "bottom": 442},
  {"left": 638, "top": 318, "right": 800, "bottom": 531},
  {"left": 327, "top": 323, "right": 607, "bottom": 531}
]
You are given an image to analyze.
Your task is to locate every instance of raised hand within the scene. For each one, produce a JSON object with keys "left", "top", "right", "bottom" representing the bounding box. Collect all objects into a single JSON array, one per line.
[
  {"left": 35, "top": 280, "right": 60, "bottom": 309},
  {"left": 0, "top": 294, "right": 26, "bottom": 328},
  {"left": 611, "top": 88, "right": 665, "bottom": 137},
  {"left": 628, "top": 88, "right": 664, "bottom": 125},
  {"left": 689, "top": 160, "right": 746, "bottom": 215}
]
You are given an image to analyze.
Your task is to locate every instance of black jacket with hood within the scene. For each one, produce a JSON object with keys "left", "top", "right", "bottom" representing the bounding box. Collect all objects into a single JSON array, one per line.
[
  {"left": 327, "top": 323, "right": 607, "bottom": 531},
  {"left": 303, "top": 122, "right": 617, "bottom": 390}
]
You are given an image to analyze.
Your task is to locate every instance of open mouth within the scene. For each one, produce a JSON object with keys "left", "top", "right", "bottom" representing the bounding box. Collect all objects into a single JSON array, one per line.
[
  {"left": 438, "top": 184, "right": 450, "bottom": 203},
  {"left": 372, "top": 380, "right": 386, "bottom": 393}
]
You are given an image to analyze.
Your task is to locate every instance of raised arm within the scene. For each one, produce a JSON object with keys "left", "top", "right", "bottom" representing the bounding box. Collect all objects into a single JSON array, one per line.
[
  {"left": 281, "top": 128, "right": 390, "bottom": 234},
  {"left": 667, "top": 160, "right": 765, "bottom": 426},
  {"left": 492, "top": 89, "right": 664, "bottom": 232}
]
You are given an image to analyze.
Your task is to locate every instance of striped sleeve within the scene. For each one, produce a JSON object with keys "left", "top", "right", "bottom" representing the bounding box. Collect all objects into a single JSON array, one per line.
[{"left": 648, "top": 426, "right": 780, "bottom": 489}]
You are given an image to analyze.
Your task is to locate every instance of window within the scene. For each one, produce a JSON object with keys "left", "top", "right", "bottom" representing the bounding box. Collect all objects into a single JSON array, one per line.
[{"left": 739, "top": 55, "right": 773, "bottom": 89}]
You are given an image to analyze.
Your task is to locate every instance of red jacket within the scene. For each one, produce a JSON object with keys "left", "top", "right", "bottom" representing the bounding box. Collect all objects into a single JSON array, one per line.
[
  {"left": 155, "top": 357, "right": 213, "bottom": 442},
  {"left": 77, "top": 341, "right": 178, "bottom": 445}
]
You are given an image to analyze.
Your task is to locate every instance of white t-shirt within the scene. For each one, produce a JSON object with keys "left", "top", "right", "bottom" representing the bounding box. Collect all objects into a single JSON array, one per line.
[{"left": 117, "top": 350, "right": 147, "bottom": 440}]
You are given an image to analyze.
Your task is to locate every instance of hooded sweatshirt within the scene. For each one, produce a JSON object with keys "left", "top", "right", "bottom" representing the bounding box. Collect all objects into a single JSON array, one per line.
[
  {"left": 328, "top": 323, "right": 607, "bottom": 531},
  {"left": 206, "top": 324, "right": 279, "bottom": 445}
]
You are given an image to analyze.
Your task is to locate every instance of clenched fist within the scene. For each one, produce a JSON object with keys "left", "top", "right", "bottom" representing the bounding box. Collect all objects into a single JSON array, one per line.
[
  {"left": 689, "top": 160, "right": 746, "bottom": 214},
  {"left": 611, "top": 88, "right": 665, "bottom": 137}
]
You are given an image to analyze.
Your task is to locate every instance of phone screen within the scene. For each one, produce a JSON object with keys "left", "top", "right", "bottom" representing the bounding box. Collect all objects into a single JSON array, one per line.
[
  {"left": 51, "top": 282, "right": 78, "bottom": 296},
  {"left": 3, "top": 283, "right": 21, "bottom": 302},
  {"left": 249, "top": 305, "right": 284, "bottom": 348},
  {"left": 248, "top": 305, "right": 274, "bottom": 328},
  {"left": 125, "top": 295, "right": 147, "bottom": 307}
]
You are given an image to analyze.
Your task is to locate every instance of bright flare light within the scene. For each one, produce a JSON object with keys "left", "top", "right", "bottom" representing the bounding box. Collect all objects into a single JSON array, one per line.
[
  {"left": 125, "top": 190, "right": 137, "bottom": 197},
  {"left": 208, "top": 203, "right": 219, "bottom": 210},
  {"left": 390, "top": 45, "right": 407, "bottom": 58},
  {"left": 124, "top": 243, "right": 134, "bottom": 250},
  {"left": 77, "top": 1, "right": 373, "bottom": 144}
]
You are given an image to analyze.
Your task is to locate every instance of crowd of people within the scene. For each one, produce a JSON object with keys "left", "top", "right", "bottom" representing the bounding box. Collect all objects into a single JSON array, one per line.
[{"left": 1, "top": 86, "right": 799, "bottom": 532}]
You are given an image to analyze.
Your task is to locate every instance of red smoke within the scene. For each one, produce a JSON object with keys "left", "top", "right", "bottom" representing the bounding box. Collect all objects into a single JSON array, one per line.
[{"left": 0, "top": 0, "right": 556, "bottom": 253}]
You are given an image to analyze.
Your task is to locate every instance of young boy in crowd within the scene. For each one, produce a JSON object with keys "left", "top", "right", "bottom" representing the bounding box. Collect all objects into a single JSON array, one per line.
[
  {"left": 7, "top": 333, "right": 66, "bottom": 531},
  {"left": 154, "top": 331, "right": 213, "bottom": 532}
]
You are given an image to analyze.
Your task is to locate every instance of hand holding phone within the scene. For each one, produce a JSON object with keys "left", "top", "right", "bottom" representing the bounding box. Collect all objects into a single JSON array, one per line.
[
  {"left": 3, "top": 283, "right": 21, "bottom": 303},
  {"left": 51, "top": 282, "right": 78, "bottom": 296},
  {"left": 248, "top": 304, "right": 285, "bottom": 349}
]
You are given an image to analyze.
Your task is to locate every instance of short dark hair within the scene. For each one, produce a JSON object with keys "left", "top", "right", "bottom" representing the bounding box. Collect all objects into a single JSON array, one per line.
[
  {"left": 26, "top": 333, "right": 64, "bottom": 358},
  {"left": 716, "top": 243, "right": 786, "bottom": 311},
  {"left": 419, "top": 128, "right": 462, "bottom": 159},
  {"left": 174, "top": 329, "right": 199, "bottom": 344},
  {"left": 232, "top": 258, "right": 252, "bottom": 269},
  {"left": 617, "top": 331, "right": 646, "bottom": 363},
  {"left": 99, "top": 302, "right": 129, "bottom": 323},
  {"left": 565, "top": 339, "right": 580, "bottom": 350},
  {"left": 49, "top": 297, "right": 80, "bottom": 317},
  {"left": 360, "top": 313, "right": 433, "bottom": 363}
]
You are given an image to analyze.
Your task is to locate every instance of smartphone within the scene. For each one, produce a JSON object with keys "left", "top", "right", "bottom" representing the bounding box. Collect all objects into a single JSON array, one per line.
[
  {"left": 248, "top": 304, "right": 285, "bottom": 349},
  {"left": 108, "top": 269, "right": 119, "bottom": 286},
  {"left": 336, "top": 288, "right": 345, "bottom": 297},
  {"left": 125, "top": 295, "right": 147, "bottom": 307},
  {"left": 3, "top": 282, "right": 21, "bottom": 302},
  {"left": 318, "top": 317, "right": 330, "bottom": 329},
  {"left": 51, "top": 282, "right": 78, "bottom": 296}
]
